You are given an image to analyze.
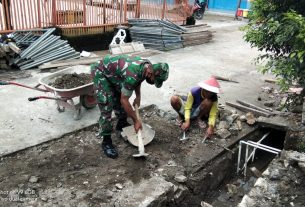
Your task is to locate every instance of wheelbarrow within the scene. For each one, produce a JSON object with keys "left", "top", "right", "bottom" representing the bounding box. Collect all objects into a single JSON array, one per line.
[{"left": 0, "top": 65, "right": 97, "bottom": 120}]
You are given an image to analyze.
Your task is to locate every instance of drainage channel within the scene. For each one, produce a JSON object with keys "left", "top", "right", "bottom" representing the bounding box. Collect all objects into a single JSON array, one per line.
[{"left": 179, "top": 128, "right": 286, "bottom": 207}]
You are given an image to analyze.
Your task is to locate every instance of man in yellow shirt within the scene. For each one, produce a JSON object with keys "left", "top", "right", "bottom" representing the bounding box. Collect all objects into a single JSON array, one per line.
[{"left": 170, "top": 77, "right": 221, "bottom": 138}]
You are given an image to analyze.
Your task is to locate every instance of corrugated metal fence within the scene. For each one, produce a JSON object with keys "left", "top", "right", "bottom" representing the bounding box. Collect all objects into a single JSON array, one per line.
[{"left": 0, "top": 0, "right": 191, "bottom": 36}]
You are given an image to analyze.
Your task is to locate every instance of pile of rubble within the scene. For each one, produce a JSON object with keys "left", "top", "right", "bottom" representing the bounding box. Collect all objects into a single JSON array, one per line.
[
  {"left": 128, "top": 19, "right": 213, "bottom": 51},
  {"left": 215, "top": 104, "right": 257, "bottom": 140},
  {"left": 238, "top": 150, "right": 305, "bottom": 207},
  {"left": 0, "top": 28, "right": 79, "bottom": 70}
]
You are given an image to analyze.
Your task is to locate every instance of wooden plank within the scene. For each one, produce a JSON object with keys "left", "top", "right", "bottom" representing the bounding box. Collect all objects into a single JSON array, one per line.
[
  {"left": 39, "top": 57, "right": 103, "bottom": 69},
  {"left": 264, "top": 79, "right": 277, "bottom": 83},
  {"left": 182, "top": 35, "right": 212, "bottom": 40},
  {"left": 39, "top": 48, "right": 160, "bottom": 70},
  {"left": 183, "top": 39, "right": 212, "bottom": 46},
  {"left": 182, "top": 30, "right": 211, "bottom": 34},
  {"left": 214, "top": 75, "right": 239, "bottom": 83},
  {"left": 225, "top": 101, "right": 271, "bottom": 117},
  {"left": 183, "top": 25, "right": 211, "bottom": 33},
  {"left": 236, "top": 100, "right": 273, "bottom": 114}
]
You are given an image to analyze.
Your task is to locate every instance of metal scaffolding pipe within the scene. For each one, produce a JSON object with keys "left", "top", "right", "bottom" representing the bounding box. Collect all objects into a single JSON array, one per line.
[
  {"left": 21, "top": 50, "right": 76, "bottom": 70},
  {"left": 20, "top": 28, "right": 56, "bottom": 58},
  {"left": 31, "top": 40, "right": 68, "bottom": 59},
  {"left": 237, "top": 134, "right": 281, "bottom": 176},
  {"left": 26, "top": 35, "right": 60, "bottom": 58}
]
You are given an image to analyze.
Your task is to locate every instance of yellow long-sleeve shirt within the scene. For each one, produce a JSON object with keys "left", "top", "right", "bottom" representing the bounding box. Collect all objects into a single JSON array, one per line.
[{"left": 184, "top": 91, "right": 218, "bottom": 127}]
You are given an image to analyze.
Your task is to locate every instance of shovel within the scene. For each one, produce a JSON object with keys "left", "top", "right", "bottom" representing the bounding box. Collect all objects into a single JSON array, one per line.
[{"left": 132, "top": 104, "right": 149, "bottom": 157}]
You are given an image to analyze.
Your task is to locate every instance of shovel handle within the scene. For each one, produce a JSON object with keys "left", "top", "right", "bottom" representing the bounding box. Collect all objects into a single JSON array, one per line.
[
  {"left": 134, "top": 104, "right": 146, "bottom": 154},
  {"left": 135, "top": 104, "right": 141, "bottom": 122}
]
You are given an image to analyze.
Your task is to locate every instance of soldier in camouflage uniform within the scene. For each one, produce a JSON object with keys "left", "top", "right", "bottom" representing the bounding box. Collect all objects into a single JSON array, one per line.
[{"left": 91, "top": 54, "right": 169, "bottom": 158}]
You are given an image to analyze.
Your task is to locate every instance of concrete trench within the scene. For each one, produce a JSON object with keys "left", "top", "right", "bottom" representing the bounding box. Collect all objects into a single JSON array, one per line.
[{"left": 113, "top": 126, "right": 287, "bottom": 207}]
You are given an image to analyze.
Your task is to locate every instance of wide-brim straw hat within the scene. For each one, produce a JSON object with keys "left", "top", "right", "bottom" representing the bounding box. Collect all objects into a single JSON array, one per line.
[{"left": 197, "top": 76, "right": 221, "bottom": 94}]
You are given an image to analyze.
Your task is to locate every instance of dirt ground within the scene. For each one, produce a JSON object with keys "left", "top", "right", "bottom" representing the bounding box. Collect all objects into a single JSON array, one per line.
[{"left": 0, "top": 105, "right": 202, "bottom": 206}]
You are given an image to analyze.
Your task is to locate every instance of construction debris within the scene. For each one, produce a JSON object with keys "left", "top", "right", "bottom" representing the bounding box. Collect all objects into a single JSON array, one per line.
[
  {"left": 250, "top": 167, "right": 262, "bottom": 178},
  {"left": 28, "top": 176, "right": 39, "bottom": 183},
  {"left": 216, "top": 128, "right": 231, "bottom": 139},
  {"left": 218, "top": 121, "right": 229, "bottom": 129},
  {"left": 237, "top": 120, "right": 242, "bottom": 130},
  {"left": 245, "top": 112, "right": 256, "bottom": 125},
  {"left": 264, "top": 100, "right": 275, "bottom": 107},
  {"left": 128, "top": 19, "right": 213, "bottom": 51},
  {"left": 288, "top": 87, "right": 303, "bottom": 95},
  {"left": 236, "top": 100, "right": 273, "bottom": 115},
  {"left": 174, "top": 174, "right": 187, "bottom": 183},
  {"left": 1, "top": 28, "right": 79, "bottom": 70},
  {"left": 239, "top": 115, "right": 247, "bottom": 122},
  {"left": 226, "top": 101, "right": 272, "bottom": 117},
  {"left": 201, "top": 201, "right": 213, "bottom": 207}
]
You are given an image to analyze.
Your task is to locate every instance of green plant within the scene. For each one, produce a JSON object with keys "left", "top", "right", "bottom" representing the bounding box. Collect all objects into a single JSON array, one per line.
[{"left": 243, "top": 0, "right": 305, "bottom": 90}]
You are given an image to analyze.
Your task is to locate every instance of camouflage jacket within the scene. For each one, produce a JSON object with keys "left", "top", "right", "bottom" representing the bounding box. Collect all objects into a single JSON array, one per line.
[{"left": 94, "top": 54, "right": 151, "bottom": 97}]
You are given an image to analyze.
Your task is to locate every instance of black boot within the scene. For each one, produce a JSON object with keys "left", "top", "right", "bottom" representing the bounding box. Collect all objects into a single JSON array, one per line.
[
  {"left": 115, "top": 118, "right": 131, "bottom": 131},
  {"left": 101, "top": 135, "right": 118, "bottom": 159}
]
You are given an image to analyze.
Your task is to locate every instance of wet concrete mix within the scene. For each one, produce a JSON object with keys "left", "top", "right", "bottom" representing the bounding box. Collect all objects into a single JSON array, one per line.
[{"left": 51, "top": 73, "right": 92, "bottom": 89}]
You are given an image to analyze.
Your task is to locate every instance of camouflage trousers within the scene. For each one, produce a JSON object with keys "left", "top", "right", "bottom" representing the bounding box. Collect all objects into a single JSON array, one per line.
[{"left": 91, "top": 66, "right": 127, "bottom": 137}]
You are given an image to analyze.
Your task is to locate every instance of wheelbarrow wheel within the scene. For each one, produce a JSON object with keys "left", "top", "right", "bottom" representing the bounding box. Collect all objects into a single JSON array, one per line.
[
  {"left": 57, "top": 105, "right": 65, "bottom": 112},
  {"left": 80, "top": 95, "right": 97, "bottom": 109}
]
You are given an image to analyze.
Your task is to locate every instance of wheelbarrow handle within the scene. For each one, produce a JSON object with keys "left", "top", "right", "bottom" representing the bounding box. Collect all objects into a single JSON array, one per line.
[
  {"left": 0, "top": 81, "right": 9, "bottom": 85},
  {"left": 28, "top": 96, "right": 68, "bottom": 102},
  {"left": 28, "top": 97, "right": 40, "bottom": 101},
  {"left": 0, "top": 80, "right": 49, "bottom": 92}
]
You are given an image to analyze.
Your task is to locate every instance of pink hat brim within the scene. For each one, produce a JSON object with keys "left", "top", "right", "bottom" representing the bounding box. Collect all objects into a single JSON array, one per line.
[{"left": 198, "top": 82, "right": 221, "bottom": 94}]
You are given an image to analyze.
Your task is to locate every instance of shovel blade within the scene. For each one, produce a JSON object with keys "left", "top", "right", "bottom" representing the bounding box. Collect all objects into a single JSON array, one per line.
[
  {"left": 122, "top": 123, "right": 155, "bottom": 147},
  {"left": 133, "top": 153, "right": 149, "bottom": 157}
]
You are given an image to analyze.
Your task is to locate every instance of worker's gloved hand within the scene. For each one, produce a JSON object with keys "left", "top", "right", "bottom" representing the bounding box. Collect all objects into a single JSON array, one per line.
[
  {"left": 133, "top": 97, "right": 141, "bottom": 108},
  {"left": 134, "top": 120, "right": 143, "bottom": 133},
  {"left": 180, "top": 121, "right": 190, "bottom": 131}
]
